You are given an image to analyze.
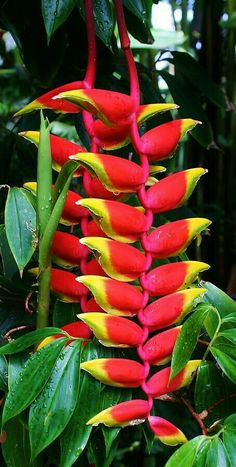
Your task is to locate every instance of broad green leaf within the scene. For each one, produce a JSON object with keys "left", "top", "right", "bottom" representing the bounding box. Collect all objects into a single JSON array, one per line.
[
  {"left": 165, "top": 436, "right": 209, "bottom": 467},
  {"left": 124, "top": 7, "right": 153, "bottom": 44},
  {"left": 78, "top": 0, "right": 114, "bottom": 49},
  {"left": 0, "top": 227, "right": 18, "bottom": 279},
  {"left": 42, "top": 0, "right": 78, "bottom": 41},
  {"left": 5, "top": 187, "right": 36, "bottom": 274},
  {"left": 141, "top": 421, "right": 155, "bottom": 454},
  {"left": 218, "top": 329, "right": 236, "bottom": 344},
  {"left": 206, "top": 438, "right": 231, "bottom": 467},
  {"left": 159, "top": 70, "right": 215, "bottom": 149},
  {"left": 2, "top": 338, "right": 67, "bottom": 425},
  {"left": 8, "top": 352, "right": 30, "bottom": 389},
  {"left": 171, "top": 305, "right": 212, "bottom": 379},
  {"left": 102, "top": 426, "right": 120, "bottom": 458},
  {"left": 2, "top": 417, "right": 31, "bottom": 467},
  {"left": 210, "top": 344, "right": 236, "bottom": 384},
  {"left": 29, "top": 340, "right": 82, "bottom": 459},
  {"left": 0, "top": 327, "right": 68, "bottom": 355},
  {"left": 168, "top": 52, "right": 228, "bottom": 110},
  {"left": 123, "top": 0, "right": 147, "bottom": 21},
  {"left": 201, "top": 281, "right": 236, "bottom": 318},
  {"left": 223, "top": 415, "right": 236, "bottom": 467},
  {"left": 195, "top": 361, "right": 236, "bottom": 427},
  {"left": 60, "top": 342, "right": 101, "bottom": 467},
  {"left": 203, "top": 306, "right": 221, "bottom": 339},
  {"left": 53, "top": 300, "right": 80, "bottom": 328},
  {"left": 0, "top": 355, "right": 7, "bottom": 391},
  {"left": 88, "top": 428, "right": 120, "bottom": 467}
]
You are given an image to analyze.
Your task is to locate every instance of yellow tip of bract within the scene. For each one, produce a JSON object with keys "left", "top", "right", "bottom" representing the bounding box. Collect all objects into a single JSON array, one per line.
[
  {"left": 36, "top": 336, "right": 56, "bottom": 350},
  {"left": 23, "top": 182, "right": 37, "bottom": 193},
  {"left": 180, "top": 118, "right": 201, "bottom": 139},
  {"left": 149, "top": 165, "right": 166, "bottom": 175},
  {"left": 27, "top": 267, "right": 39, "bottom": 277},
  {"left": 13, "top": 100, "right": 46, "bottom": 118},
  {"left": 18, "top": 130, "right": 40, "bottom": 146},
  {"left": 137, "top": 103, "right": 178, "bottom": 125},
  {"left": 188, "top": 218, "right": 211, "bottom": 238}
]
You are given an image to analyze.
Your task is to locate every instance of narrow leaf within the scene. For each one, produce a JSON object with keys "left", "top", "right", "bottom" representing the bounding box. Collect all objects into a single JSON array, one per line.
[
  {"left": 210, "top": 344, "right": 236, "bottom": 384},
  {"left": 0, "top": 327, "right": 68, "bottom": 355},
  {"left": 5, "top": 187, "right": 36, "bottom": 273},
  {"left": 78, "top": 0, "right": 114, "bottom": 49},
  {"left": 2, "top": 417, "right": 31, "bottom": 467},
  {"left": 206, "top": 438, "right": 231, "bottom": 467},
  {"left": 29, "top": 340, "right": 82, "bottom": 459},
  {"left": 42, "top": 0, "right": 77, "bottom": 41},
  {"left": 2, "top": 338, "right": 67, "bottom": 424}
]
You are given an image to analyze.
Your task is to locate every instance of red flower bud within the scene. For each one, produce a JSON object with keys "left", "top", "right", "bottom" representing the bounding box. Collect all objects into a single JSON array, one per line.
[
  {"left": 146, "top": 360, "right": 201, "bottom": 398},
  {"left": 51, "top": 231, "right": 88, "bottom": 268},
  {"left": 76, "top": 275, "right": 143, "bottom": 316},
  {"left": 146, "top": 168, "right": 207, "bottom": 213},
  {"left": 142, "top": 261, "right": 209, "bottom": 296},
  {"left": 81, "top": 358, "right": 145, "bottom": 387},
  {"left": 80, "top": 237, "right": 147, "bottom": 281},
  {"left": 148, "top": 416, "right": 187, "bottom": 445},
  {"left": 86, "top": 399, "right": 150, "bottom": 427},
  {"left": 82, "top": 257, "right": 108, "bottom": 276},
  {"left": 77, "top": 313, "right": 144, "bottom": 347},
  {"left": 143, "top": 327, "right": 181, "bottom": 365},
  {"left": 140, "top": 288, "right": 207, "bottom": 331}
]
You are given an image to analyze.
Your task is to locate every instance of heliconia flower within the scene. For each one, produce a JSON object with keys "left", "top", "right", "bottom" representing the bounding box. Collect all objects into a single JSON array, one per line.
[
  {"left": 24, "top": 182, "right": 88, "bottom": 225},
  {"left": 80, "top": 237, "right": 147, "bottom": 281},
  {"left": 29, "top": 268, "right": 87, "bottom": 302},
  {"left": 77, "top": 313, "right": 144, "bottom": 347},
  {"left": 146, "top": 168, "right": 207, "bottom": 213},
  {"left": 13, "top": 81, "right": 84, "bottom": 117},
  {"left": 82, "top": 297, "right": 103, "bottom": 313},
  {"left": 19, "top": 131, "right": 86, "bottom": 176},
  {"left": 80, "top": 358, "right": 145, "bottom": 387},
  {"left": 51, "top": 231, "right": 88, "bottom": 268},
  {"left": 139, "top": 288, "right": 207, "bottom": 331},
  {"left": 91, "top": 102, "right": 178, "bottom": 150},
  {"left": 141, "top": 261, "right": 210, "bottom": 296},
  {"left": 141, "top": 119, "right": 200, "bottom": 161},
  {"left": 83, "top": 172, "right": 120, "bottom": 199},
  {"left": 54, "top": 89, "right": 137, "bottom": 127},
  {"left": 142, "top": 327, "right": 181, "bottom": 365},
  {"left": 86, "top": 399, "right": 150, "bottom": 427},
  {"left": 37, "top": 321, "right": 92, "bottom": 350},
  {"left": 76, "top": 198, "right": 148, "bottom": 242},
  {"left": 142, "top": 218, "right": 211, "bottom": 258},
  {"left": 145, "top": 360, "right": 201, "bottom": 398},
  {"left": 82, "top": 257, "right": 108, "bottom": 276},
  {"left": 69, "top": 152, "right": 146, "bottom": 194},
  {"left": 148, "top": 416, "right": 187, "bottom": 446},
  {"left": 76, "top": 275, "right": 143, "bottom": 316},
  {"left": 86, "top": 219, "right": 108, "bottom": 237}
]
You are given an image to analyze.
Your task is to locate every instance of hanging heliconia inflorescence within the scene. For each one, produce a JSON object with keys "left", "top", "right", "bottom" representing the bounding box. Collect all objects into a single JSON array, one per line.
[{"left": 17, "top": 0, "right": 211, "bottom": 446}]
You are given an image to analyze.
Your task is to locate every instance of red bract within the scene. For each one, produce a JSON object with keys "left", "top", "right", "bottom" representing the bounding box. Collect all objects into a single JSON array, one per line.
[
  {"left": 86, "top": 399, "right": 150, "bottom": 427},
  {"left": 81, "top": 358, "right": 145, "bottom": 387},
  {"left": 20, "top": 131, "right": 86, "bottom": 176},
  {"left": 52, "top": 231, "right": 88, "bottom": 267},
  {"left": 143, "top": 326, "right": 181, "bottom": 365},
  {"left": 148, "top": 417, "right": 187, "bottom": 445}
]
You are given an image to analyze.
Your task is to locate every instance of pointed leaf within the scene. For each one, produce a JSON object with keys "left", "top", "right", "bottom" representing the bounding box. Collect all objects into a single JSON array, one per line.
[
  {"left": 201, "top": 281, "right": 236, "bottom": 318},
  {"left": 2, "top": 417, "right": 31, "bottom": 467},
  {"left": 2, "top": 338, "right": 67, "bottom": 424},
  {"left": 5, "top": 187, "right": 36, "bottom": 273},
  {"left": 42, "top": 0, "right": 78, "bottom": 41},
  {"left": 210, "top": 342, "right": 236, "bottom": 384},
  {"left": 0, "top": 355, "right": 8, "bottom": 391},
  {"left": 78, "top": 0, "right": 114, "bottom": 49},
  {"left": 0, "top": 327, "right": 68, "bottom": 355},
  {"left": 223, "top": 415, "right": 236, "bottom": 466},
  {"left": 29, "top": 340, "right": 82, "bottom": 459},
  {"left": 165, "top": 436, "right": 210, "bottom": 467},
  {"left": 206, "top": 438, "right": 231, "bottom": 467}
]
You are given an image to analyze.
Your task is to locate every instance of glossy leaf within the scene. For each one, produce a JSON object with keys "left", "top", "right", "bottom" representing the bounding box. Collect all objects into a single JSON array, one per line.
[
  {"left": 0, "top": 355, "right": 8, "bottom": 391},
  {"left": 5, "top": 187, "right": 36, "bottom": 274},
  {"left": 60, "top": 342, "right": 101, "bottom": 467},
  {"left": 201, "top": 281, "right": 236, "bottom": 318},
  {"left": 29, "top": 340, "right": 82, "bottom": 459},
  {"left": 123, "top": 0, "right": 146, "bottom": 21},
  {"left": 171, "top": 304, "right": 213, "bottom": 378},
  {"left": 223, "top": 415, "right": 236, "bottom": 466},
  {"left": 0, "top": 227, "right": 18, "bottom": 278},
  {"left": 2, "top": 417, "right": 31, "bottom": 467},
  {"left": 210, "top": 340, "right": 236, "bottom": 384},
  {"left": 0, "top": 327, "right": 68, "bottom": 355},
  {"left": 206, "top": 438, "right": 231, "bottom": 467},
  {"left": 2, "top": 338, "right": 67, "bottom": 424},
  {"left": 42, "top": 0, "right": 78, "bottom": 41},
  {"left": 165, "top": 436, "right": 210, "bottom": 467},
  {"left": 78, "top": 0, "right": 114, "bottom": 49}
]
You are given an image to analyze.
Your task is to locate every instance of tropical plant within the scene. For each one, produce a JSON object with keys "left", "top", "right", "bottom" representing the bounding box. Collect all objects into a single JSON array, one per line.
[{"left": 0, "top": 1, "right": 236, "bottom": 466}]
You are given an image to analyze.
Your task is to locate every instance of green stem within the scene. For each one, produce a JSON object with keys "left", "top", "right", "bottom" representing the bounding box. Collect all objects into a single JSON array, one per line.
[{"left": 37, "top": 265, "right": 51, "bottom": 329}]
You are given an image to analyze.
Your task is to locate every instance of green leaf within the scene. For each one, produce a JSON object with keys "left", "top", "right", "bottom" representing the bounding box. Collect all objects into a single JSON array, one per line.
[
  {"left": 165, "top": 436, "right": 209, "bottom": 467},
  {"left": 171, "top": 305, "right": 213, "bottom": 379},
  {"left": 206, "top": 438, "right": 231, "bottom": 467},
  {"left": 0, "top": 227, "right": 18, "bottom": 279},
  {"left": 0, "top": 355, "right": 8, "bottom": 391},
  {"left": 218, "top": 329, "right": 236, "bottom": 345},
  {"left": 210, "top": 343, "right": 236, "bottom": 384},
  {"left": 124, "top": 7, "right": 153, "bottom": 44},
  {"left": 59, "top": 341, "right": 101, "bottom": 467},
  {"left": 220, "top": 13, "right": 236, "bottom": 29},
  {"left": 123, "top": 0, "right": 147, "bottom": 21},
  {"left": 2, "top": 417, "right": 31, "bottom": 467},
  {"left": 5, "top": 187, "right": 36, "bottom": 274},
  {"left": 42, "top": 0, "right": 77, "bottom": 41},
  {"left": 29, "top": 340, "right": 82, "bottom": 459},
  {"left": 2, "top": 338, "right": 67, "bottom": 425},
  {"left": 223, "top": 415, "right": 236, "bottom": 467},
  {"left": 0, "top": 327, "right": 68, "bottom": 355},
  {"left": 53, "top": 300, "right": 80, "bottom": 328},
  {"left": 167, "top": 52, "right": 228, "bottom": 110},
  {"left": 194, "top": 361, "right": 236, "bottom": 427},
  {"left": 201, "top": 281, "right": 236, "bottom": 318},
  {"left": 159, "top": 70, "right": 215, "bottom": 149},
  {"left": 78, "top": 0, "right": 114, "bottom": 49}
]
